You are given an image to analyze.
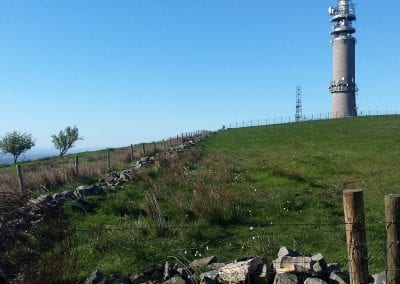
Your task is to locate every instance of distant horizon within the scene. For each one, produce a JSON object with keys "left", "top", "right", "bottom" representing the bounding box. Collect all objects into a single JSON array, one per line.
[
  {"left": 0, "top": 146, "right": 103, "bottom": 165},
  {"left": 2, "top": 110, "right": 399, "bottom": 165}
]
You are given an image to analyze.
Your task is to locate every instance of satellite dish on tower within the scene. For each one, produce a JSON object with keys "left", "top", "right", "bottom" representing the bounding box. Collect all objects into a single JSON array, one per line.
[{"left": 328, "top": 7, "right": 336, "bottom": 15}]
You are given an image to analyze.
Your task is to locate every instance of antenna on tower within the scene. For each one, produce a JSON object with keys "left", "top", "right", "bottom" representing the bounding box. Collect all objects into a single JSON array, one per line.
[{"left": 295, "top": 86, "right": 302, "bottom": 122}]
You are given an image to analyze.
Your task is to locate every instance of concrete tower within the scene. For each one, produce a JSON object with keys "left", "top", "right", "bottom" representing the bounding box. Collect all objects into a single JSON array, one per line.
[{"left": 328, "top": 0, "right": 357, "bottom": 118}]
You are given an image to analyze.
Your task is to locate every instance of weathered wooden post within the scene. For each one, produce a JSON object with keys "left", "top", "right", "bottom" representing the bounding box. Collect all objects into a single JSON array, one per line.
[
  {"left": 130, "top": 144, "right": 134, "bottom": 163},
  {"left": 142, "top": 143, "right": 146, "bottom": 156},
  {"left": 169, "top": 137, "right": 172, "bottom": 147},
  {"left": 74, "top": 156, "right": 79, "bottom": 175},
  {"left": 162, "top": 139, "right": 166, "bottom": 150},
  {"left": 16, "top": 164, "right": 24, "bottom": 192},
  {"left": 153, "top": 141, "right": 156, "bottom": 152},
  {"left": 343, "top": 189, "right": 369, "bottom": 284},
  {"left": 385, "top": 194, "right": 400, "bottom": 283},
  {"left": 107, "top": 149, "right": 111, "bottom": 172}
]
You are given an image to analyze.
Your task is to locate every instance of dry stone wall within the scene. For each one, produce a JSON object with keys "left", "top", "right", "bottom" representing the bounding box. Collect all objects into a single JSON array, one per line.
[
  {"left": 83, "top": 247, "right": 386, "bottom": 284},
  {"left": 0, "top": 137, "right": 202, "bottom": 283}
]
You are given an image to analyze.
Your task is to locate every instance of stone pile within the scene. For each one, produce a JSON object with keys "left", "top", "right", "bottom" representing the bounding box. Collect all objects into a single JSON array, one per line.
[
  {"left": 4, "top": 138, "right": 201, "bottom": 234},
  {"left": 84, "top": 247, "right": 387, "bottom": 284},
  {"left": 165, "top": 140, "right": 197, "bottom": 156},
  {"left": 133, "top": 157, "right": 156, "bottom": 170}
]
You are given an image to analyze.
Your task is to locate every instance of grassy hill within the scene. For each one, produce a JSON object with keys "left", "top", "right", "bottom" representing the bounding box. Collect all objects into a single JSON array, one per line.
[{"left": 21, "top": 115, "right": 400, "bottom": 281}]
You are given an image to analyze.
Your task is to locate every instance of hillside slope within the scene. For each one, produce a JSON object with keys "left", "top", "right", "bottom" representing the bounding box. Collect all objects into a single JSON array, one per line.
[{"left": 20, "top": 115, "right": 400, "bottom": 281}]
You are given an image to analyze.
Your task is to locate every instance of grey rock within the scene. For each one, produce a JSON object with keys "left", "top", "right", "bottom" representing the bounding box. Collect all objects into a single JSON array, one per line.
[
  {"left": 207, "top": 263, "right": 226, "bottom": 271},
  {"left": 311, "top": 253, "right": 327, "bottom": 275},
  {"left": 51, "top": 192, "right": 62, "bottom": 200},
  {"left": 105, "top": 274, "right": 132, "bottom": 284},
  {"left": 190, "top": 256, "right": 217, "bottom": 271},
  {"left": 278, "top": 247, "right": 301, "bottom": 258},
  {"left": 85, "top": 270, "right": 104, "bottom": 284},
  {"left": 312, "top": 262, "right": 323, "bottom": 273},
  {"left": 273, "top": 273, "right": 298, "bottom": 284},
  {"left": 251, "top": 263, "right": 274, "bottom": 284},
  {"left": 273, "top": 256, "right": 312, "bottom": 274},
  {"left": 371, "top": 272, "right": 386, "bottom": 284},
  {"left": 327, "top": 263, "right": 340, "bottom": 273},
  {"left": 164, "top": 261, "right": 177, "bottom": 281},
  {"left": 177, "top": 267, "right": 193, "bottom": 279},
  {"left": 218, "top": 257, "right": 262, "bottom": 283},
  {"left": 75, "top": 185, "right": 100, "bottom": 198},
  {"left": 115, "top": 180, "right": 125, "bottom": 186},
  {"left": 97, "top": 182, "right": 107, "bottom": 188},
  {"left": 164, "top": 275, "right": 186, "bottom": 284},
  {"left": 200, "top": 270, "right": 219, "bottom": 284},
  {"left": 62, "top": 190, "right": 75, "bottom": 199},
  {"left": 311, "top": 253, "right": 324, "bottom": 262},
  {"left": 29, "top": 194, "right": 52, "bottom": 205},
  {"left": 329, "top": 271, "right": 348, "bottom": 284},
  {"left": 120, "top": 172, "right": 132, "bottom": 182},
  {"left": 130, "top": 264, "right": 163, "bottom": 284},
  {"left": 304, "top": 277, "right": 327, "bottom": 284}
]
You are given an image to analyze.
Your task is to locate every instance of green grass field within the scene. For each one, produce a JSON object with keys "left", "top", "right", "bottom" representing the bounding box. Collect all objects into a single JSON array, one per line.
[{"left": 26, "top": 115, "right": 400, "bottom": 281}]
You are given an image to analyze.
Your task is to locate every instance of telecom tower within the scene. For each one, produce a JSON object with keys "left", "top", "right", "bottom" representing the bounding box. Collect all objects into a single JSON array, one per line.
[
  {"left": 328, "top": 0, "right": 357, "bottom": 118},
  {"left": 295, "top": 86, "right": 302, "bottom": 122}
]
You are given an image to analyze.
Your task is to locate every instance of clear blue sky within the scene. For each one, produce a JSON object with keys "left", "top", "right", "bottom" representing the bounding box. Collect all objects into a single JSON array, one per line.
[{"left": 0, "top": 0, "right": 399, "bottom": 148}]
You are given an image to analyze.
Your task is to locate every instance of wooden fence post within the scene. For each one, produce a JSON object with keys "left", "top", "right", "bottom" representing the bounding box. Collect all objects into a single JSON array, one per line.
[
  {"left": 386, "top": 194, "right": 400, "bottom": 283},
  {"left": 130, "top": 144, "right": 134, "bottom": 163},
  {"left": 74, "top": 156, "right": 79, "bottom": 175},
  {"left": 107, "top": 149, "right": 111, "bottom": 172},
  {"left": 142, "top": 143, "right": 146, "bottom": 156},
  {"left": 16, "top": 164, "right": 24, "bottom": 192},
  {"left": 153, "top": 141, "right": 156, "bottom": 152},
  {"left": 343, "top": 189, "right": 369, "bottom": 284}
]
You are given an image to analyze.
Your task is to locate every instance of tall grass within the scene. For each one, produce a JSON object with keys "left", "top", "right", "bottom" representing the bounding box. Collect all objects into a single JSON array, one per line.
[{"left": 0, "top": 138, "right": 182, "bottom": 196}]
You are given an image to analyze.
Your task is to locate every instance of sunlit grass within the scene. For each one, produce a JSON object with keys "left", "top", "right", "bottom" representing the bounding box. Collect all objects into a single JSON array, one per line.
[{"left": 18, "top": 115, "right": 400, "bottom": 281}]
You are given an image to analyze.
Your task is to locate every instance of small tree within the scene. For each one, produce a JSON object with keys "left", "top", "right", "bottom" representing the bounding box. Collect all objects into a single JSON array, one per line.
[
  {"left": 0, "top": 131, "right": 35, "bottom": 164},
  {"left": 51, "top": 126, "right": 83, "bottom": 157}
]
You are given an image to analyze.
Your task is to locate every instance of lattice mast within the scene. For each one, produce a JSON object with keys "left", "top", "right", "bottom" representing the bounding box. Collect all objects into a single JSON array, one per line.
[
  {"left": 295, "top": 86, "right": 302, "bottom": 122},
  {"left": 328, "top": 0, "right": 358, "bottom": 118}
]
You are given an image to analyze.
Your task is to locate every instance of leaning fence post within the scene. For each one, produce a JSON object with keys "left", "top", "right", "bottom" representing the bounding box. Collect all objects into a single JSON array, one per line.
[
  {"left": 343, "top": 189, "right": 369, "bottom": 284},
  {"left": 16, "top": 164, "right": 24, "bottom": 192},
  {"left": 74, "top": 156, "right": 79, "bottom": 175},
  {"left": 142, "top": 143, "right": 146, "bottom": 156},
  {"left": 106, "top": 149, "right": 111, "bottom": 172},
  {"left": 130, "top": 144, "right": 134, "bottom": 163},
  {"left": 385, "top": 194, "right": 400, "bottom": 283}
]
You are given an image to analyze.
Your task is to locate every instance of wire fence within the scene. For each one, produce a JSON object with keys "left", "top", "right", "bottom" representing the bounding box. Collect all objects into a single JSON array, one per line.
[
  {"left": 222, "top": 110, "right": 400, "bottom": 129},
  {"left": 0, "top": 131, "right": 206, "bottom": 195}
]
